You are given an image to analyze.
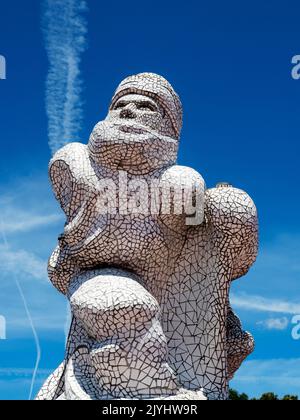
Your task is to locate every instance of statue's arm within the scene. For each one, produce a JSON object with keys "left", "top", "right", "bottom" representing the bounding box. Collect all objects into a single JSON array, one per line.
[
  {"left": 159, "top": 165, "right": 206, "bottom": 227},
  {"left": 205, "top": 184, "right": 258, "bottom": 280},
  {"left": 48, "top": 142, "right": 98, "bottom": 294},
  {"left": 49, "top": 142, "right": 97, "bottom": 222}
]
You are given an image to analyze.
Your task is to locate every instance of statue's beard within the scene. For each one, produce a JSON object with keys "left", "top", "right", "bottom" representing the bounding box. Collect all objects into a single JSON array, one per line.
[{"left": 88, "top": 120, "right": 178, "bottom": 174}]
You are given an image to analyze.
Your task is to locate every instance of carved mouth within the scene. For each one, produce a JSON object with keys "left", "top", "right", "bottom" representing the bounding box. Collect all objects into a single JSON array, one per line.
[{"left": 114, "top": 123, "right": 149, "bottom": 135}]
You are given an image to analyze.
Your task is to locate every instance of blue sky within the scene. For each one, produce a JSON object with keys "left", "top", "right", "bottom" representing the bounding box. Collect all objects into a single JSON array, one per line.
[{"left": 0, "top": 0, "right": 300, "bottom": 399}]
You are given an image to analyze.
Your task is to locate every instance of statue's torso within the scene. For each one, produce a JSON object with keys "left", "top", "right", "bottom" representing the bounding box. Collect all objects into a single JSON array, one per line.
[
  {"left": 46, "top": 143, "right": 257, "bottom": 401},
  {"left": 63, "top": 212, "right": 175, "bottom": 276}
]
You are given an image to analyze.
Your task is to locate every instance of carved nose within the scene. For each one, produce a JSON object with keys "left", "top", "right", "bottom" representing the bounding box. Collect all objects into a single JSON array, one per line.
[{"left": 120, "top": 104, "right": 137, "bottom": 119}]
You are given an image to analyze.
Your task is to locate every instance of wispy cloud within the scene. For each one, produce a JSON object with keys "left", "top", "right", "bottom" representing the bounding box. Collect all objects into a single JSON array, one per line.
[
  {"left": 1, "top": 212, "right": 62, "bottom": 234},
  {"left": 0, "top": 369, "right": 52, "bottom": 400},
  {"left": 43, "top": 0, "right": 88, "bottom": 155},
  {"left": 0, "top": 180, "right": 63, "bottom": 236},
  {"left": 259, "top": 233, "right": 300, "bottom": 274},
  {"left": 0, "top": 177, "right": 67, "bottom": 336},
  {"left": 0, "top": 368, "right": 52, "bottom": 378},
  {"left": 257, "top": 317, "right": 289, "bottom": 331},
  {"left": 231, "top": 293, "right": 300, "bottom": 315},
  {"left": 239, "top": 233, "right": 300, "bottom": 298},
  {"left": 0, "top": 244, "right": 47, "bottom": 281},
  {"left": 231, "top": 358, "right": 300, "bottom": 397}
]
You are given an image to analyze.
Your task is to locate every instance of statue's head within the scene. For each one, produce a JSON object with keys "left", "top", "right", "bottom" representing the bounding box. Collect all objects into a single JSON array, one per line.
[{"left": 88, "top": 73, "right": 183, "bottom": 174}]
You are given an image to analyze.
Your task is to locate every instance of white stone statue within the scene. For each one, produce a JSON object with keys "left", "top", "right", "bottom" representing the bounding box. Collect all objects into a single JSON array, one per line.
[{"left": 37, "top": 73, "right": 258, "bottom": 400}]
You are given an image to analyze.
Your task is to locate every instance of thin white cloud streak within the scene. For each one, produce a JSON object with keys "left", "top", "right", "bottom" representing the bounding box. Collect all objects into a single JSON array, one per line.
[
  {"left": 232, "top": 358, "right": 300, "bottom": 390},
  {"left": 0, "top": 244, "right": 47, "bottom": 281},
  {"left": 258, "top": 233, "right": 300, "bottom": 274},
  {"left": 0, "top": 368, "right": 52, "bottom": 378},
  {"left": 14, "top": 278, "right": 41, "bottom": 401},
  {"left": 9, "top": 314, "right": 66, "bottom": 332},
  {"left": 0, "top": 181, "right": 63, "bottom": 235},
  {"left": 0, "top": 369, "right": 52, "bottom": 399},
  {"left": 0, "top": 224, "right": 42, "bottom": 401},
  {"left": 231, "top": 359, "right": 300, "bottom": 399},
  {"left": 0, "top": 179, "right": 67, "bottom": 334},
  {"left": 1, "top": 213, "right": 63, "bottom": 234},
  {"left": 231, "top": 293, "right": 300, "bottom": 315},
  {"left": 256, "top": 317, "right": 289, "bottom": 331},
  {"left": 43, "top": 0, "right": 88, "bottom": 155}
]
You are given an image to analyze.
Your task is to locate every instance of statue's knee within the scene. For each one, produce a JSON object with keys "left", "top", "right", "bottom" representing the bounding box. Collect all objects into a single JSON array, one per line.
[
  {"left": 68, "top": 268, "right": 160, "bottom": 341},
  {"left": 90, "top": 331, "right": 177, "bottom": 398}
]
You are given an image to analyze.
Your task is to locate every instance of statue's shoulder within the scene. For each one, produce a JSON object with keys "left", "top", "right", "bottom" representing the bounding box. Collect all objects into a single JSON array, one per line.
[
  {"left": 205, "top": 184, "right": 257, "bottom": 232},
  {"left": 49, "top": 142, "right": 93, "bottom": 184},
  {"left": 49, "top": 142, "right": 96, "bottom": 215},
  {"left": 49, "top": 142, "right": 88, "bottom": 169},
  {"left": 160, "top": 165, "right": 205, "bottom": 189}
]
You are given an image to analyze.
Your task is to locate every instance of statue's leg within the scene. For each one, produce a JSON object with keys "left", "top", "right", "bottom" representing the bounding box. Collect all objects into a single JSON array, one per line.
[{"left": 68, "top": 268, "right": 178, "bottom": 399}]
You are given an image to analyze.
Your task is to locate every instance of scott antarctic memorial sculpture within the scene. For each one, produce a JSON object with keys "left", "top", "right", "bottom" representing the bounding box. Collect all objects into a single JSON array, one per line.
[{"left": 37, "top": 73, "right": 258, "bottom": 400}]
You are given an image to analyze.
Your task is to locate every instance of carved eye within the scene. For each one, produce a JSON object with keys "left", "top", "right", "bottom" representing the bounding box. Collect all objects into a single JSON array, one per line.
[
  {"left": 113, "top": 101, "right": 126, "bottom": 110},
  {"left": 137, "top": 102, "right": 156, "bottom": 112}
]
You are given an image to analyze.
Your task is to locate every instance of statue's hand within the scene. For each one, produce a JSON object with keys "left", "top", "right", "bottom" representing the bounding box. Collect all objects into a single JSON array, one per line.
[
  {"left": 159, "top": 165, "right": 206, "bottom": 228},
  {"left": 205, "top": 183, "right": 258, "bottom": 280}
]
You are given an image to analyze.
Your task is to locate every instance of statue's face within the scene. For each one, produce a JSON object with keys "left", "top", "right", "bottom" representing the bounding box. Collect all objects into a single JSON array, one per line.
[
  {"left": 106, "top": 94, "right": 176, "bottom": 139},
  {"left": 88, "top": 94, "right": 179, "bottom": 174}
]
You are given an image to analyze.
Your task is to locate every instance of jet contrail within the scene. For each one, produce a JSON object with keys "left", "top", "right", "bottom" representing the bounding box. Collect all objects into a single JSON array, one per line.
[
  {"left": 6, "top": 0, "right": 89, "bottom": 399},
  {"left": 43, "top": 0, "right": 88, "bottom": 155},
  {"left": 0, "top": 218, "right": 41, "bottom": 400},
  {"left": 39, "top": 0, "right": 88, "bottom": 398}
]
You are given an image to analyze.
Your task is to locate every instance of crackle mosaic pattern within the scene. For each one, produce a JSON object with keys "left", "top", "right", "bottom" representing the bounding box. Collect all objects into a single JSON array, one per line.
[{"left": 37, "top": 73, "right": 258, "bottom": 400}]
